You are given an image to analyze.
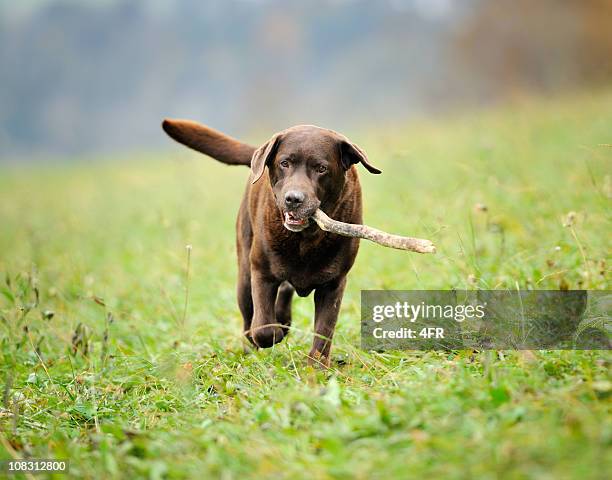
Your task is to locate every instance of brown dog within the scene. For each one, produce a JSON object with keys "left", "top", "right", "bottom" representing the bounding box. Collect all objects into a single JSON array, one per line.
[{"left": 162, "top": 120, "right": 380, "bottom": 366}]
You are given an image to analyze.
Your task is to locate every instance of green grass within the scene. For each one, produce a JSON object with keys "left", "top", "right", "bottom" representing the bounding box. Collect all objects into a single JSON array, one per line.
[{"left": 1, "top": 89, "right": 610, "bottom": 479}]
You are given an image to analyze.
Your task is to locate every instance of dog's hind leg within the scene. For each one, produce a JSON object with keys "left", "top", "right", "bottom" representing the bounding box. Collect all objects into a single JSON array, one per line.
[
  {"left": 237, "top": 263, "right": 254, "bottom": 344},
  {"left": 275, "top": 281, "right": 294, "bottom": 337},
  {"left": 236, "top": 196, "right": 255, "bottom": 346}
]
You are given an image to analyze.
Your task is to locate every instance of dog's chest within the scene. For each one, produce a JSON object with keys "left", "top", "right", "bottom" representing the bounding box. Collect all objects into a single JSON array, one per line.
[{"left": 268, "top": 233, "right": 355, "bottom": 292}]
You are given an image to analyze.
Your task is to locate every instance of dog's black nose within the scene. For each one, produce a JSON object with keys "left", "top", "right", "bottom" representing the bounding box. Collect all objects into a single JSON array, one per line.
[{"left": 284, "top": 190, "right": 305, "bottom": 208}]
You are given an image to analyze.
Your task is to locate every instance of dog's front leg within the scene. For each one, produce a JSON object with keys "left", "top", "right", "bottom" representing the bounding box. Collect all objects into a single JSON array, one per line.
[
  {"left": 250, "top": 270, "right": 284, "bottom": 348},
  {"left": 309, "top": 277, "right": 347, "bottom": 368}
]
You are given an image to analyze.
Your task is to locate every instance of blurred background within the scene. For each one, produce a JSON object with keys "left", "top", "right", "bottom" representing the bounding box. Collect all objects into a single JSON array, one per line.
[{"left": 1, "top": 0, "right": 612, "bottom": 160}]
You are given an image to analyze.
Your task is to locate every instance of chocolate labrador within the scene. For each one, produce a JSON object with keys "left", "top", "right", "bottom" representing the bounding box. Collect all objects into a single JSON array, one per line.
[{"left": 162, "top": 120, "right": 380, "bottom": 366}]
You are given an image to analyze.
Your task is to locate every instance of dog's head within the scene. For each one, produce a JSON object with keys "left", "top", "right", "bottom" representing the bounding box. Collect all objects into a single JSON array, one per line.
[{"left": 251, "top": 125, "right": 381, "bottom": 232}]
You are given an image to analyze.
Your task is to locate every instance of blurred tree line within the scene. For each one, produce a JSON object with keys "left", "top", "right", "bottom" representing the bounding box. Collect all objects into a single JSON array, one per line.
[
  {"left": 455, "top": 0, "right": 612, "bottom": 101},
  {"left": 0, "top": 0, "right": 611, "bottom": 158}
]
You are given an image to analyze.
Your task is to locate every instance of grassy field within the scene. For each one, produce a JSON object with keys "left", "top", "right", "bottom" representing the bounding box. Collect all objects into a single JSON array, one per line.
[{"left": 0, "top": 90, "right": 610, "bottom": 479}]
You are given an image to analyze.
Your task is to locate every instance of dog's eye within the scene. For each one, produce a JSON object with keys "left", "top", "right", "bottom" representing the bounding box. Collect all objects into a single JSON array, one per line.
[
  {"left": 317, "top": 164, "right": 328, "bottom": 174},
  {"left": 280, "top": 160, "right": 290, "bottom": 168}
]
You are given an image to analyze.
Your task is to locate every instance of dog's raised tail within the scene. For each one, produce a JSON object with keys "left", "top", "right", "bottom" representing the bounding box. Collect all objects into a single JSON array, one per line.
[{"left": 162, "top": 118, "right": 255, "bottom": 166}]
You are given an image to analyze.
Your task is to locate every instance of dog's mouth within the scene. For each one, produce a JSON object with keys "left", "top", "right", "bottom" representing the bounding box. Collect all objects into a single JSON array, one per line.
[{"left": 283, "top": 211, "right": 310, "bottom": 232}]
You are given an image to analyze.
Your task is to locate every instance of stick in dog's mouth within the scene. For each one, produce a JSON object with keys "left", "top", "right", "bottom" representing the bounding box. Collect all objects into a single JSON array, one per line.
[{"left": 311, "top": 209, "right": 436, "bottom": 254}]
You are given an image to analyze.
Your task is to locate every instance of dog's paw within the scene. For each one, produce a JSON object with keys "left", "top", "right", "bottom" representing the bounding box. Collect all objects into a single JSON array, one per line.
[{"left": 307, "top": 349, "right": 331, "bottom": 369}]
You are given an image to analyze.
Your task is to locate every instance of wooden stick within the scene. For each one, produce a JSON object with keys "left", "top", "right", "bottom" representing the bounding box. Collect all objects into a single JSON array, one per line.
[{"left": 311, "top": 209, "right": 436, "bottom": 254}]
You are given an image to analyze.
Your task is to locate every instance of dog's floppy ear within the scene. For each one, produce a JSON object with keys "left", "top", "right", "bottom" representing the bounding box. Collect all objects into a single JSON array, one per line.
[
  {"left": 251, "top": 133, "right": 283, "bottom": 184},
  {"left": 339, "top": 139, "right": 381, "bottom": 174}
]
